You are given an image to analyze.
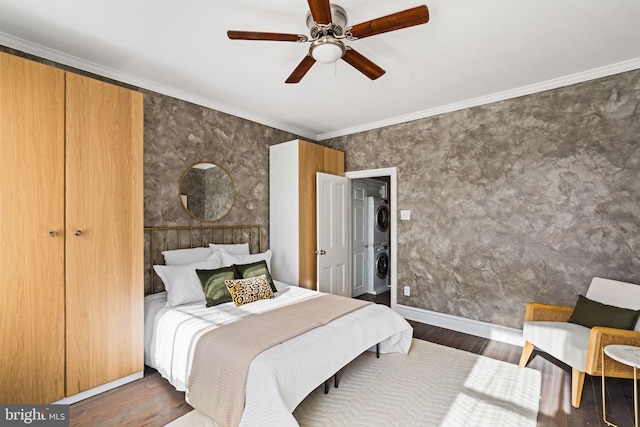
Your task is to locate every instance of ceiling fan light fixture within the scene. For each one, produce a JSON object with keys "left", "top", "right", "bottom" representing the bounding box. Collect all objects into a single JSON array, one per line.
[
  {"left": 310, "top": 36, "right": 346, "bottom": 63},
  {"left": 228, "top": 3, "right": 430, "bottom": 83}
]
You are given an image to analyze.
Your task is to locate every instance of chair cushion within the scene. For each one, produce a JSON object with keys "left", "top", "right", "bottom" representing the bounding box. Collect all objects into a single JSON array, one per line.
[
  {"left": 586, "top": 277, "right": 640, "bottom": 331},
  {"left": 523, "top": 321, "right": 591, "bottom": 371},
  {"left": 569, "top": 295, "right": 640, "bottom": 330}
]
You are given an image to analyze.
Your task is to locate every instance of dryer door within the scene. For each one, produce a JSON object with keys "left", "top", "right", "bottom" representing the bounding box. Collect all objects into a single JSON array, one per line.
[{"left": 375, "top": 203, "right": 389, "bottom": 233}]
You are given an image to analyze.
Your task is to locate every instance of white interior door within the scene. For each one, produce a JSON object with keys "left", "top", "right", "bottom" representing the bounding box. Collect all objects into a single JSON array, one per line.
[
  {"left": 316, "top": 172, "right": 351, "bottom": 296},
  {"left": 351, "top": 181, "right": 368, "bottom": 297}
]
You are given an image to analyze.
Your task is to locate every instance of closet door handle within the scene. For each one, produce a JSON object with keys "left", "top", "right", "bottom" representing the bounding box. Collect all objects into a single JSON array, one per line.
[
  {"left": 49, "top": 231, "right": 58, "bottom": 237},
  {"left": 315, "top": 249, "right": 326, "bottom": 255},
  {"left": 74, "top": 230, "right": 83, "bottom": 237}
]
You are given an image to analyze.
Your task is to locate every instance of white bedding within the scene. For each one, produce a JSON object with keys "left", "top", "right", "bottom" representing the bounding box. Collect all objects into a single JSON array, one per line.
[{"left": 144, "top": 282, "right": 413, "bottom": 426}]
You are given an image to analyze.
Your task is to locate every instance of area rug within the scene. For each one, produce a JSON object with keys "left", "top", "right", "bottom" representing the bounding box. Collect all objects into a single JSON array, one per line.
[{"left": 166, "top": 338, "right": 541, "bottom": 427}]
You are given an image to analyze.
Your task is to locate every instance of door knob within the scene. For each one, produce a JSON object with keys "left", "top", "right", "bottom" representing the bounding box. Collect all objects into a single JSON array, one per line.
[
  {"left": 49, "top": 231, "right": 57, "bottom": 237},
  {"left": 74, "top": 230, "right": 83, "bottom": 236},
  {"left": 315, "top": 249, "right": 326, "bottom": 255}
]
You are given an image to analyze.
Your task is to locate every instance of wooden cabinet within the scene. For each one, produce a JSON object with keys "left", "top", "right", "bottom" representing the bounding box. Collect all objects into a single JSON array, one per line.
[
  {"left": 0, "top": 52, "right": 143, "bottom": 404},
  {"left": 0, "top": 50, "right": 66, "bottom": 405},
  {"left": 65, "top": 73, "right": 144, "bottom": 396},
  {"left": 269, "top": 139, "right": 344, "bottom": 290}
]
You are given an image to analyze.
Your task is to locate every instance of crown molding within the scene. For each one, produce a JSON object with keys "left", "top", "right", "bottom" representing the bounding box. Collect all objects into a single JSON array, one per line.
[
  {"left": 316, "top": 57, "right": 640, "bottom": 141},
  {"left": 0, "top": 32, "right": 317, "bottom": 141},
  {"left": 3, "top": 31, "right": 638, "bottom": 143}
]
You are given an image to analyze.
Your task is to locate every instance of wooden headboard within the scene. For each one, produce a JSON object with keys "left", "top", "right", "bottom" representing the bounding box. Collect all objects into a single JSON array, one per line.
[{"left": 144, "top": 225, "right": 263, "bottom": 295}]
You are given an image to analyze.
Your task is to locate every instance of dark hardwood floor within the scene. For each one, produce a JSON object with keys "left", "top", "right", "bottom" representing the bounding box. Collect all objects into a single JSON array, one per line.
[{"left": 69, "top": 291, "right": 635, "bottom": 426}]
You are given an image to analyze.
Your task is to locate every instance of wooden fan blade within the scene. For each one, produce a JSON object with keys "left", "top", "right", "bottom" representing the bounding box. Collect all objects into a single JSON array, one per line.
[
  {"left": 307, "top": 0, "right": 333, "bottom": 25},
  {"left": 285, "top": 55, "right": 317, "bottom": 84},
  {"left": 348, "top": 5, "right": 429, "bottom": 39},
  {"left": 227, "top": 30, "right": 307, "bottom": 42},
  {"left": 342, "top": 49, "right": 385, "bottom": 80}
]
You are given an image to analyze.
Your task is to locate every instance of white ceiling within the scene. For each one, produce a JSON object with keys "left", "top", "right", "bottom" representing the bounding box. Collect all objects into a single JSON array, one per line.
[{"left": 1, "top": 0, "right": 639, "bottom": 141}]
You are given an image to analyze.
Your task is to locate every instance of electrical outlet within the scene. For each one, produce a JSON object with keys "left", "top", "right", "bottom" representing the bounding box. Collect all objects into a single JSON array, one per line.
[{"left": 403, "top": 286, "right": 411, "bottom": 297}]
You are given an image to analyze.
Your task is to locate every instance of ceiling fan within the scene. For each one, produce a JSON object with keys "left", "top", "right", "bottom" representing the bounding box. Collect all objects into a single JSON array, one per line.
[{"left": 227, "top": 0, "right": 429, "bottom": 83}]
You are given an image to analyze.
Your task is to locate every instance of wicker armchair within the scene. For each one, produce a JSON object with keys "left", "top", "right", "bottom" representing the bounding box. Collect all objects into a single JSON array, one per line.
[{"left": 518, "top": 277, "right": 640, "bottom": 408}]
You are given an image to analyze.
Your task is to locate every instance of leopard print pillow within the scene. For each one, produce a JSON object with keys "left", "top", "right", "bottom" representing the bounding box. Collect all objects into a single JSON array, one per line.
[{"left": 225, "top": 274, "right": 274, "bottom": 306}]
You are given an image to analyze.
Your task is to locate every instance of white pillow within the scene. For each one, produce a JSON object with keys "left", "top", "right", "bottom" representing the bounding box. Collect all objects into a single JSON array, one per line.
[
  {"left": 153, "top": 253, "right": 223, "bottom": 306},
  {"left": 162, "top": 246, "right": 213, "bottom": 265},
  {"left": 220, "top": 249, "right": 272, "bottom": 271},
  {"left": 209, "top": 243, "right": 250, "bottom": 255}
]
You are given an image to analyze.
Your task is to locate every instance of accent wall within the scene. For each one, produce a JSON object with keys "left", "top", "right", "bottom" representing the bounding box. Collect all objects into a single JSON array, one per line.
[{"left": 325, "top": 69, "right": 640, "bottom": 329}]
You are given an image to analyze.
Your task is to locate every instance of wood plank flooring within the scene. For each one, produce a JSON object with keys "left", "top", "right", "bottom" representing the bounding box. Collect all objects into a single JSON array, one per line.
[{"left": 69, "top": 292, "right": 635, "bottom": 426}]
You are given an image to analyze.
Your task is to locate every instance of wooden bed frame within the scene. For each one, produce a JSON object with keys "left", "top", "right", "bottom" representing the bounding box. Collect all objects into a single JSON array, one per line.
[{"left": 144, "top": 225, "right": 263, "bottom": 295}]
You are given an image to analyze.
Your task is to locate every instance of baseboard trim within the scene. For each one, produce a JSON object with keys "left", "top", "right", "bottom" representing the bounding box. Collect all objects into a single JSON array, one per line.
[
  {"left": 370, "top": 285, "right": 391, "bottom": 295},
  {"left": 396, "top": 304, "right": 524, "bottom": 347},
  {"left": 53, "top": 371, "right": 144, "bottom": 405}
]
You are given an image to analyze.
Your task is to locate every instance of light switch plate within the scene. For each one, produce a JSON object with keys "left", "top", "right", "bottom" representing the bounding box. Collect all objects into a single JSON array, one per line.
[{"left": 400, "top": 209, "right": 411, "bottom": 220}]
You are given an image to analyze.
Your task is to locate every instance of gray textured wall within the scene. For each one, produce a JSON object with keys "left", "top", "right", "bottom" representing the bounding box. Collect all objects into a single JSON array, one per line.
[
  {"left": 144, "top": 92, "right": 296, "bottom": 293},
  {"left": 143, "top": 93, "right": 300, "bottom": 293},
  {"left": 144, "top": 92, "right": 300, "bottom": 236},
  {"left": 5, "top": 45, "right": 638, "bottom": 327},
  {"left": 326, "top": 70, "right": 640, "bottom": 329}
]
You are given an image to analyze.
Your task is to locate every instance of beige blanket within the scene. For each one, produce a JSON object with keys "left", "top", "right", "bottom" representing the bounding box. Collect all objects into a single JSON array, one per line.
[{"left": 186, "top": 294, "right": 372, "bottom": 426}]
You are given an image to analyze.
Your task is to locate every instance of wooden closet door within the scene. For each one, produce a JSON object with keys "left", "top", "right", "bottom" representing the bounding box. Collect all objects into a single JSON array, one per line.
[
  {"left": 65, "top": 74, "right": 144, "bottom": 395},
  {"left": 0, "top": 53, "right": 65, "bottom": 403},
  {"left": 298, "top": 141, "right": 344, "bottom": 290}
]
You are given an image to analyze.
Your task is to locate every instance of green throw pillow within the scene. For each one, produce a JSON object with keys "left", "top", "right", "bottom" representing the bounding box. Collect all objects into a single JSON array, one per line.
[
  {"left": 568, "top": 295, "right": 640, "bottom": 330},
  {"left": 233, "top": 260, "right": 277, "bottom": 293},
  {"left": 196, "top": 266, "right": 238, "bottom": 307}
]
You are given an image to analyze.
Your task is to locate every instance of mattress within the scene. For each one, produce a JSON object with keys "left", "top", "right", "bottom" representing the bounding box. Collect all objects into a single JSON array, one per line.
[{"left": 144, "top": 282, "right": 413, "bottom": 426}]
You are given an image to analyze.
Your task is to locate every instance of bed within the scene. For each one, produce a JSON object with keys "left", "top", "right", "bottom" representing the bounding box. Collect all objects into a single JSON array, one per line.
[{"left": 144, "top": 226, "right": 413, "bottom": 426}]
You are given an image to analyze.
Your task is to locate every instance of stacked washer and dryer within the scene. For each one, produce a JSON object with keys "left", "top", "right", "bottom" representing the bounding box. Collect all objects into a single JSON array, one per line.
[{"left": 366, "top": 196, "right": 390, "bottom": 294}]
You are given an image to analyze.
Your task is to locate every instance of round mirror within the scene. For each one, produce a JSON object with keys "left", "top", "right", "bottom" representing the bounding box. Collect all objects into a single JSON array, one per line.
[{"left": 179, "top": 162, "right": 235, "bottom": 221}]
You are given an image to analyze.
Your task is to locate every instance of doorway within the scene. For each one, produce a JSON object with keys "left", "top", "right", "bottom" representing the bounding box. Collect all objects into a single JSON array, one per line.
[{"left": 345, "top": 168, "right": 397, "bottom": 310}]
